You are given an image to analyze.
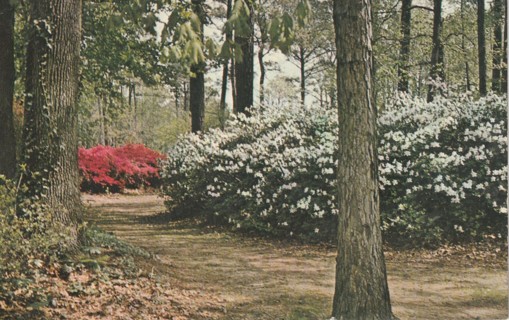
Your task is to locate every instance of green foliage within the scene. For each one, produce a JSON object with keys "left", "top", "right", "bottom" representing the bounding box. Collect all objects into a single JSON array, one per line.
[
  {"left": 379, "top": 93, "right": 508, "bottom": 246},
  {"left": 161, "top": 94, "right": 507, "bottom": 247},
  {"left": 0, "top": 175, "right": 71, "bottom": 306}
]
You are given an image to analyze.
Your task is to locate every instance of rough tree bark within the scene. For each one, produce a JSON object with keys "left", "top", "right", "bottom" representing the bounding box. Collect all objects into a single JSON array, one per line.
[
  {"left": 332, "top": 0, "right": 394, "bottom": 319},
  {"left": 190, "top": 0, "right": 206, "bottom": 133},
  {"left": 397, "top": 0, "right": 412, "bottom": 93},
  {"left": 0, "top": 0, "right": 17, "bottom": 179},
  {"left": 22, "top": 0, "right": 83, "bottom": 241},
  {"left": 427, "top": 0, "right": 443, "bottom": 102},
  {"left": 477, "top": 0, "right": 487, "bottom": 96},
  {"left": 234, "top": 0, "right": 254, "bottom": 114}
]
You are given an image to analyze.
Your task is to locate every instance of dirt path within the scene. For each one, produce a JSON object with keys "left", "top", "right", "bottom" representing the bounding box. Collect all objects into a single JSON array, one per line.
[{"left": 84, "top": 194, "right": 508, "bottom": 320}]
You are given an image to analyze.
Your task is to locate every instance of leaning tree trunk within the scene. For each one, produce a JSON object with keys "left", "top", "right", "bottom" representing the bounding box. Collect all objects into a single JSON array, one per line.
[
  {"left": 22, "top": 0, "right": 83, "bottom": 242},
  {"left": 332, "top": 0, "right": 394, "bottom": 319},
  {"left": 397, "top": 0, "right": 412, "bottom": 93},
  {"left": 0, "top": 0, "right": 17, "bottom": 179},
  {"left": 427, "top": 0, "right": 443, "bottom": 102},
  {"left": 190, "top": 0, "right": 206, "bottom": 133},
  {"left": 234, "top": 0, "right": 254, "bottom": 114},
  {"left": 477, "top": 0, "right": 487, "bottom": 96}
]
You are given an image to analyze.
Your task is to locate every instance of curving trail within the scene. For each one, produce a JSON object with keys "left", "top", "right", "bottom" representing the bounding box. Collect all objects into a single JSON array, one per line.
[{"left": 84, "top": 194, "right": 508, "bottom": 320}]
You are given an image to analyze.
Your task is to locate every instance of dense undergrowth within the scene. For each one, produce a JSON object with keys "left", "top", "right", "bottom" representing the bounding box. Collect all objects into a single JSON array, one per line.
[
  {"left": 0, "top": 177, "right": 159, "bottom": 319},
  {"left": 161, "top": 94, "right": 508, "bottom": 247}
]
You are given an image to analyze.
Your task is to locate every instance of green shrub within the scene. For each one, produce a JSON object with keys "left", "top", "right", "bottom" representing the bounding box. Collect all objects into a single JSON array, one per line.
[{"left": 161, "top": 94, "right": 507, "bottom": 246}]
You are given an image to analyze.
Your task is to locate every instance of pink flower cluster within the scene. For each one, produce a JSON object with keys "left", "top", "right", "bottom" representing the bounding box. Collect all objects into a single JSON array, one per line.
[{"left": 79, "top": 144, "right": 166, "bottom": 193}]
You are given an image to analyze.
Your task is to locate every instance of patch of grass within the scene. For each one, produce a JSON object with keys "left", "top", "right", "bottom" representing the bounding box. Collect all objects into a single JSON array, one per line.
[{"left": 467, "top": 288, "right": 507, "bottom": 307}]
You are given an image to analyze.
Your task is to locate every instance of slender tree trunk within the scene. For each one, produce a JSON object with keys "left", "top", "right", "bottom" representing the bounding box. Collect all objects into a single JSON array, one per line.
[
  {"left": 258, "top": 46, "right": 266, "bottom": 105},
  {"left": 234, "top": 0, "right": 254, "bottom": 114},
  {"left": 332, "top": 0, "right": 393, "bottom": 318},
  {"left": 502, "top": 3, "right": 507, "bottom": 93},
  {"left": 190, "top": 66, "right": 205, "bottom": 132},
  {"left": 183, "top": 81, "right": 189, "bottom": 111},
  {"left": 397, "top": 0, "right": 412, "bottom": 93},
  {"left": 460, "top": 0, "right": 471, "bottom": 92},
  {"left": 97, "top": 95, "right": 105, "bottom": 145},
  {"left": 427, "top": 0, "right": 443, "bottom": 102},
  {"left": 190, "top": 0, "right": 206, "bottom": 133},
  {"left": 492, "top": 0, "right": 503, "bottom": 92},
  {"left": 220, "top": 0, "right": 232, "bottom": 115},
  {"left": 230, "top": 58, "right": 237, "bottom": 111},
  {"left": 0, "top": 0, "right": 17, "bottom": 178},
  {"left": 174, "top": 87, "right": 180, "bottom": 118},
  {"left": 477, "top": 0, "right": 487, "bottom": 96},
  {"left": 299, "top": 46, "right": 306, "bottom": 106},
  {"left": 22, "top": 0, "right": 83, "bottom": 242}
]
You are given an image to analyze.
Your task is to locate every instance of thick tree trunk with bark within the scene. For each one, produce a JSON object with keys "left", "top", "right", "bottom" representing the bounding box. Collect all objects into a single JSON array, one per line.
[
  {"left": 332, "top": 0, "right": 393, "bottom": 319},
  {"left": 190, "top": 0, "right": 206, "bottom": 132},
  {"left": 427, "top": 0, "right": 443, "bottom": 102},
  {"left": 234, "top": 0, "right": 254, "bottom": 114},
  {"left": 22, "top": 0, "right": 83, "bottom": 241},
  {"left": 477, "top": 0, "right": 487, "bottom": 96},
  {"left": 0, "top": 0, "right": 17, "bottom": 179},
  {"left": 397, "top": 0, "right": 412, "bottom": 93}
]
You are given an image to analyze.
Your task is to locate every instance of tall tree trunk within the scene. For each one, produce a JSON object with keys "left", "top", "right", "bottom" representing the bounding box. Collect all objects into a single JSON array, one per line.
[
  {"left": 299, "top": 46, "right": 306, "bottom": 106},
  {"left": 230, "top": 58, "right": 237, "bottom": 111},
  {"left": 460, "top": 0, "right": 471, "bottom": 92},
  {"left": 427, "top": 0, "right": 443, "bottom": 102},
  {"left": 220, "top": 0, "right": 233, "bottom": 115},
  {"left": 22, "top": 0, "right": 83, "bottom": 242},
  {"left": 190, "top": 0, "right": 206, "bottom": 133},
  {"left": 492, "top": 0, "right": 503, "bottom": 92},
  {"left": 0, "top": 0, "right": 17, "bottom": 179},
  {"left": 258, "top": 46, "right": 266, "bottom": 105},
  {"left": 501, "top": 2, "right": 507, "bottom": 93},
  {"left": 190, "top": 66, "right": 205, "bottom": 132},
  {"left": 397, "top": 0, "right": 412, "bottom": 93},
  {"left": 97, "top": 95, "right": 105, "bottom": 145},
  {"left": 234, "top": 0, "right": 254, "bottom": 114},
  {"left": 332, "top": 0, "right": 393, "bottom": 319},
  {"left": 183, "top": 81, "right": 189, "bottom": 111},
  {"left": 477, "top": 0, "right": 487, "bottom": 96}
]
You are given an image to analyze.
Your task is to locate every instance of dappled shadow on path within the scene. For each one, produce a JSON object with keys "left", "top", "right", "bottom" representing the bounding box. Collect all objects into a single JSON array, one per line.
[{"left": 83, "top": 194, "right": 508, "bottom": 320}]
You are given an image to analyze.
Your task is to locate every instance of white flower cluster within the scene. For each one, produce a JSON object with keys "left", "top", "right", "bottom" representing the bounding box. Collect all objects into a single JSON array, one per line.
[
  {"left": 378, "top": 93, "right": 507, "bottom": 243},
  {"left": 161, "top": 93, "right": 507, "bottom": 243},
  {"left": 160, "top": 103, "right": 339, "bottom": 238}
]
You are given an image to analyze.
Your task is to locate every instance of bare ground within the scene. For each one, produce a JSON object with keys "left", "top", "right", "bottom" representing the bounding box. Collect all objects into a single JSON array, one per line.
[{"left": 83, "top": 194, "right": 508, "bottom": 320}]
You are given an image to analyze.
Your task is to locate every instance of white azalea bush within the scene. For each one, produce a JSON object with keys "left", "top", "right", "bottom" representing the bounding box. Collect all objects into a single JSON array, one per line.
[
  {"left": 161, "top": 94, "right": 507, "bottom": 245},
  {"left": 161, "top": 102, "right": 339, "bottom": 241},
  {"left": 379, "top": 93, "right": 507, "bottom": 245}
]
